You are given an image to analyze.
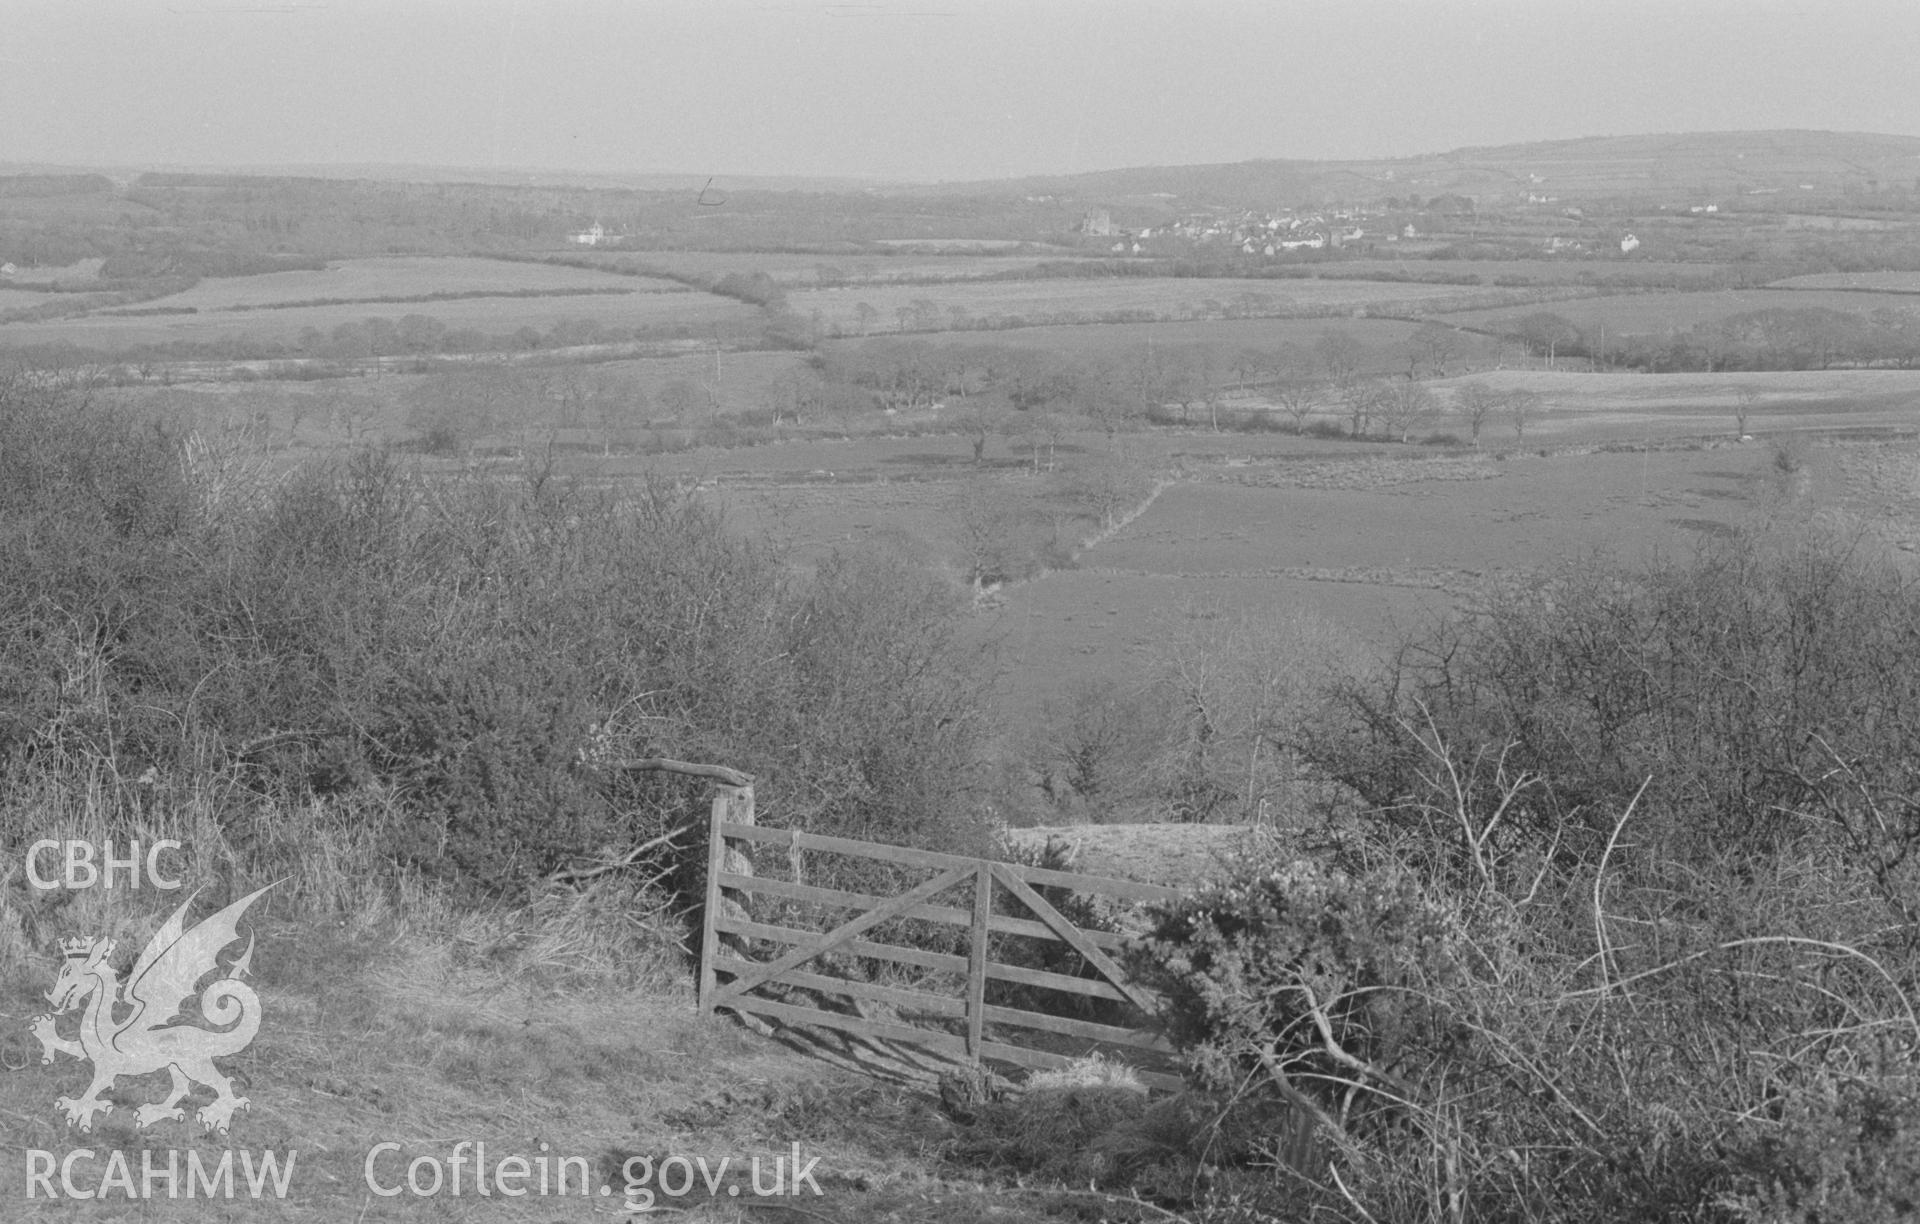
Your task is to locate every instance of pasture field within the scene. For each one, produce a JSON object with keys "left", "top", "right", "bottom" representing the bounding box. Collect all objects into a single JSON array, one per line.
[
  {"left": 647, "top": 424, "right": 1854, "bottom": 746},
  {"left": 1425, "top": 368, "right": 1920, "bottom": 441},
  {"left": 870, "top": 238, "right": 1036, "bottom": 250},
  {"left": 0, "top": 288, "right": 56, "bottom": 312},
  {"left": 1768, "top": 270, "right": 1920, "bottom": 293},
  {"left": 1098, "top": 452, "right": 1761, "bottom": 577},
  {"left": 978, "top": 440, "right": 1814, "bottom": 729},
  {"left": 129, "top": 255, "right": 679, "bottom": 310},
  {"left": 824, "top": 315, "right": 1507, "bottom": 375},
  {"left": 0, "top": 257, "right": 105, "bottom": 285},
  {"left": 789, "top": 276, "right": 1493, "bottom": 333},
  {"left": 638, "top": 422, "right": 1408, "bottom": 491},
  {"left": 0, "top": 286, "right": 759, "bottom": 353},
  {"left": 706, "top": 480, "right": 966, "bottom": 570},
  {"left": 1326, "top": 258, "right": 1733, "bottom": 286},
  {"left": 586, "top": 347, "right": 810, "bottom": 417},
  {"left": 1439, "top": 287, "right": 1920, "bottom": 335},
  {"left": 985, "top": 568, "right": 1439, "bottom": 726},
  {"left": 621, "top": 249, "right": 1074, "bottom": 286},
  {"left": 102, "top": 348, "right": 815, "bottom": 455}
]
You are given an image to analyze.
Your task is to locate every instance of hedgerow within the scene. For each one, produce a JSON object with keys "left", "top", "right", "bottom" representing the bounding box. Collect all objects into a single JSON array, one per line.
[{"left": 0, "top": 370, "right": 989, "bottom": 906}]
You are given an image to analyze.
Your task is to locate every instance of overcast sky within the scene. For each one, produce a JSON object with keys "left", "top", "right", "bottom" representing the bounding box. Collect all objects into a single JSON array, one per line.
[{"left": 3, "top": 0, "right": 1918, "bottom": 182}]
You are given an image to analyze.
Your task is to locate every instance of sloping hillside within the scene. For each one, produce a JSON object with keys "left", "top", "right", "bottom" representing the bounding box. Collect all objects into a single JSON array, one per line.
[{"left": 918, "top": 129, "right": 1920, "bottom": 209}]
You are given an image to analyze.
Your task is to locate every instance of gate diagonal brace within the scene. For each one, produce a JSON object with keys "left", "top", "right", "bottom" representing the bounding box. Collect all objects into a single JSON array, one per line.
[
  {"left": 989, "top": 863, "right": 1158, "bottom": 1014},
  {"left": 710, "top": 864, "right": 977, "bottom": 1009}
]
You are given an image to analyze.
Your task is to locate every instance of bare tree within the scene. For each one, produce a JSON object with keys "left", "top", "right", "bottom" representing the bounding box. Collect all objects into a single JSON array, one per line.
[
  {"left": 949, "top": 478, "right": 1044, "bottom": 592},
  {"left": 1030, "top": 677, "right": 1174, "bottom": 812},
  {"left": 656, "top": 377, "right": 705, "bottom": 422},
  {"left": 401, "top": 369, "right": 530, "bottom": 454},
  {"left": 1507, "top": 388, "right": 1541, "bottom": 442},
  {"left": 595, "top": 382, "right": 648, "bottom": 456},
  {"left": 1231, "top": 346, "right": 1278, "bottom": 390},
  {"left": 1315, "top": 327, "right": 1365, "bottom": 390},
  {"left": 1059, "top": 445, "right": 1153, "bottom": 533},
  {"left": 999, "top": 350, "right": 1082, "bottom": 414},
  {"left": 1031, "top": 410, "right": 1072, "bottom": 472},
  {"left": 1409, "top": 322, "right": 1463, "bottom": 379},
  {"left": 1734, "top": 385, "right": 1761, "bottom": 438},
  {"left": 1341, "top": 379, "right": 1389, "bottom": 438},
  {"left": 1273, "top": 380, "right": 1323, "bottom": 433},
  {"left": 1514, "top": 312, "right": 1582, "bottom": 369},
  {"left": 953, "top": 397, "right": 1009, "bottom": 466},
  {"left": 1453, "top": 380, "right": 1501, "bottom": 448},
  {"left": 1378, "top": 381, "right": 1438, "bottom": 443},
  {"left": 1147, "top": 601, "right": 1366, "bottom": 824},
  {"left": 1079, "top": 384, "right": 1144, "bottom": 446}
]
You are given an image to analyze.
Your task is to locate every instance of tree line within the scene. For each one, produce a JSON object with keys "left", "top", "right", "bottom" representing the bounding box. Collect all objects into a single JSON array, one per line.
[{"left": 1503, "top": 303, "right": 1920, "bottom": 372}]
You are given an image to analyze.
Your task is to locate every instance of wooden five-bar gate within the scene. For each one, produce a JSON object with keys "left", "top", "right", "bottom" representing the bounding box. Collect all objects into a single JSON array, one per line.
[{"left": 696, "top": 784, "right": 1186, "bottom": 1090}]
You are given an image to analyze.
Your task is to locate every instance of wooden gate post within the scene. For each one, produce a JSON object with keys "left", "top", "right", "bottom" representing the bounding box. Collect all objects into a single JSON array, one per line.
[
  {"left": 699, "top": 783, "right": 754, "bottom": 1012},
  {"left": 965, "top": 865, "right": 991, "bottom": 1061}
]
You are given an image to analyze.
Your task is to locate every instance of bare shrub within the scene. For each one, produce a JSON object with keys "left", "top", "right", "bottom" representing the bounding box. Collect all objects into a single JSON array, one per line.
[
  {"left": 0, "top": 372, "right": 990, "bottom": 921},
  {"left": 1119, "top": 525, "right": 1920, "bottom": 1221},
  {"left": 1029, "top": 677, "right": 1177, "bottom": 816}
]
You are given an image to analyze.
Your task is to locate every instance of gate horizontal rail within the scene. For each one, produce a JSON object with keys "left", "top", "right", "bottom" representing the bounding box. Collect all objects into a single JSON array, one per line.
[{"left": 697, "top": 786, "right": 1186, "bottom": 1091}]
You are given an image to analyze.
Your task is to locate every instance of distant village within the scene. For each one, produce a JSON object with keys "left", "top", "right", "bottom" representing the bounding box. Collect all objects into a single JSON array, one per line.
[
  {"left": 1073, "top": 206, "right": 1380, "bottom": 256},
  {"left": 1069, "top": 189, "right": 1737, "bottom": 259}
]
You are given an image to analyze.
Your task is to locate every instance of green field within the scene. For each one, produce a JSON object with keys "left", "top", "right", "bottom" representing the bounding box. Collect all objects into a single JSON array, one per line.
[
  {"left": 618, "top": 249, "right": 1075, "bottom": 286},
  {"left": 1327, "top": 258, "right": 1734, "bottom": 286},
  {"left": 1424, "top": 368, "right": 1920, "bottom": 440},
  {"left": 1441, "top": 287, "right": 1920, "bottom": 334},
  {"left": 0, "top": 286, "right": 758, "bottom": 352},
  {"left": 791, "top": 276, "right": 1509, "bottom": 333},
  {"left": 132, "top": 255, "right": 680, "bottom": 310},
  {"left": 823, "top": 315, "right": 1507, "bottom": 378},
  {"left": 1768, "top": 270, "right": 1920, "bottom": 293},
  {"left": 0, "top": 258, "right": 106, "bottom": 285},
  {"left": 645, "top": 419, "right": 1846, "bottom": 744}
]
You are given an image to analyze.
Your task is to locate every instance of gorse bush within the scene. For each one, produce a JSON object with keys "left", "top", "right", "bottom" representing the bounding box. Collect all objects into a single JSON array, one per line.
[
  {"left": 1126, "top": 527, "right": 1920, "bottom": 1221},
  {"left": 0, "top": 372, "right": 989, "bottom": 905},
  {"left": 1133, "top": 859, "right": 1457, "bottom": 1104}
]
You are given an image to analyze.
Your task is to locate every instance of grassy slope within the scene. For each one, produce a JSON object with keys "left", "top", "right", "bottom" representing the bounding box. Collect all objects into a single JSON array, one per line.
[{"left": 1, "top": 916, "right": 1169, "bottom": 1223}]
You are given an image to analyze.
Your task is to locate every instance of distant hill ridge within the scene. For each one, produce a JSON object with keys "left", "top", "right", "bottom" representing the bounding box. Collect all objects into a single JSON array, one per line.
[
  {"left": 5, "top": 129, "right": 1919, "bottom": 209},
  {"left": 917, "top": 130, "right": 1920, "bottom": 209}
]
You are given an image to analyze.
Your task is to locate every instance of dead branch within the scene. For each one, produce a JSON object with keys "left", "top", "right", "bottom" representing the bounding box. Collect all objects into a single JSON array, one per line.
[
  {"left": 601, "top": 757, "right": 754, "bottom": 787},
  {"left": 545, "top": 822, "right": 694, "bottom": 886}
]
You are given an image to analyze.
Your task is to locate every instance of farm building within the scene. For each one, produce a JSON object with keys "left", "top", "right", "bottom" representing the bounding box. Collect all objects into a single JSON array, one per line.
[{"left": 1080, "top": 210, "right": 1116, "bottom": 237}]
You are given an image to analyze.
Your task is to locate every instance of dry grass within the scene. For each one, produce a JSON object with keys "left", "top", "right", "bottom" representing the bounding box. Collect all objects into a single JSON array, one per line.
[
  {"left": 1, "top": 868, "right": 980, "bottom": 1221},
  {"left": 0, "top": 762, "right": 1180, "bottom": 1222}
]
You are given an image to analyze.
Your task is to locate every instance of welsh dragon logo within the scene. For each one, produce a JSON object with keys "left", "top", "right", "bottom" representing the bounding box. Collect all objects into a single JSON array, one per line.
[{"left": 29, "top": 883, "right": 274, "bottom": 1135}]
